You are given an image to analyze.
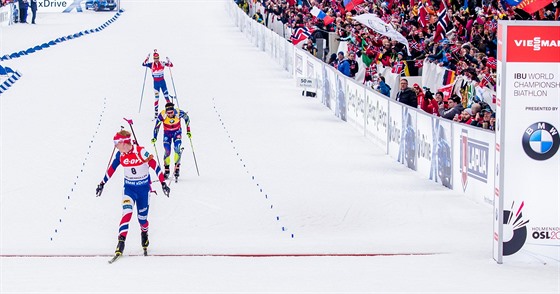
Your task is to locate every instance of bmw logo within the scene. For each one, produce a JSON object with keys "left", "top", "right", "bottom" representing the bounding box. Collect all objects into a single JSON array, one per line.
[{"left": 522, "top": 122, "right": 560, "bottom": 161}]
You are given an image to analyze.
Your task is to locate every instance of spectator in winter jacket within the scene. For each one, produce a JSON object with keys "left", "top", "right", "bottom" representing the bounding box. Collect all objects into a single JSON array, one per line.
[
  {"left": 338, "top": 51, "right": 359, "bottom": 78},
  {"left": 421, "top": 90, "right": 439, "bottom": 116},
  {"left": 442, "top": 95, "right": 464, "bottom": 120},
  {"left": 396, "top": 78, "right": 417, "bottom": 108},
  {"left": 378, "top": 76, "right": 391, "bottom": 97}
]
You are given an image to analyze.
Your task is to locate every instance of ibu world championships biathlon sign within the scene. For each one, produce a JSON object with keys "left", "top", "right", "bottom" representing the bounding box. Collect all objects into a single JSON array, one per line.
[{"left": 494, "top": 21, "right": 560, "bottom": 264}]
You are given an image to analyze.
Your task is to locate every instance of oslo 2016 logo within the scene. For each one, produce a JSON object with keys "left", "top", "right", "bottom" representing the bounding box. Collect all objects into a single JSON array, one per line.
[{"left": 522, "top": 122, "right": 559, "bottom": 161}]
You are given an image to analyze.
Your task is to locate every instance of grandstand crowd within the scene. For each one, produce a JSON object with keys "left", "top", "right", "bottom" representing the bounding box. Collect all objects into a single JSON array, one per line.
[{"left": 236, "top": 0, "right": 558, "bottom": 130}]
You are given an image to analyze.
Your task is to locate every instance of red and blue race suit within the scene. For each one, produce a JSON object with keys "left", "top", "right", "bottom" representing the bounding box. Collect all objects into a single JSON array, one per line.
[
  {"left": 142, "top": 59, "right": 173, "bottom": 114},
  {"left": 102, "top": 145, "right": 165, "bottom": 237}
]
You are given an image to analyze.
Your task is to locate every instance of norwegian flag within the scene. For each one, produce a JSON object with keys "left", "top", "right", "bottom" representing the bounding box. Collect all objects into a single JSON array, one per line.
[
  {"left": 290, "top": 26, "right": 316, "bottom": 45},
  {"left": 392, "top": 61, "right": 405, "bottom": 75},
  {"left": 487, "top": 57, "right": 497, "bottom": 70},
  {"left": 434, "top": 2, "right": 450, "bottom": 43},
  {"left": 347, "top": 42, "right": 360, "bottom": 54},
  {"left": 409, "top": 40, "right": 422, "bottom": 52},
  {"left": 418, "top": 0, "right": 431, "bottom": 28},
  {"left": 414, "top": 59, "right": 424, "bottom": 68},
  {"left": 366, "top": 64, "right": 378, "bottom": 77},
  {"left": 479, "top": 73, "right": 495, "bottom": 89}
]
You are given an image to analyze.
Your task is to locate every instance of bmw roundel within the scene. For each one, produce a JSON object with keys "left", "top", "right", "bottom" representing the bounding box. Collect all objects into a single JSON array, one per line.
[{"left": 522, "top": 122, "right": 559, "bottom": 161}]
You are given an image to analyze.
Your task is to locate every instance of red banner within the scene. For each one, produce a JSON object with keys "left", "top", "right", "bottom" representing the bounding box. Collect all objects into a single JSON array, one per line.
[
  {"left": 516, "top": 0, "right": 553, "bottom": 14},
  {"left": 506, "top": 26, "right": 560, "bottom": 63}
]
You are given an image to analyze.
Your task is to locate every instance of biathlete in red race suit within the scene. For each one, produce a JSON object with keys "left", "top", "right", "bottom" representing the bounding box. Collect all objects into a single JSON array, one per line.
[
  {"left": 142, "top": 49, "right": 174, "bottom": 119},
  {"left": 95, "top": 130, "right": 170, "bottom": 256}
]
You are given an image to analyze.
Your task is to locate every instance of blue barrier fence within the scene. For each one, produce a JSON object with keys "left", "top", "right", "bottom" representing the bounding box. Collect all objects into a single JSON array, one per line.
[{"left": 0, "top": 9, "right": 125, "bottom": 94}]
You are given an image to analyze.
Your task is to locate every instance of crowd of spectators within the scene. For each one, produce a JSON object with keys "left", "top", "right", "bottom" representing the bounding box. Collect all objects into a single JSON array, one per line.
[{"left": 237, "top": 0, "right": 558, "bottom": 131}]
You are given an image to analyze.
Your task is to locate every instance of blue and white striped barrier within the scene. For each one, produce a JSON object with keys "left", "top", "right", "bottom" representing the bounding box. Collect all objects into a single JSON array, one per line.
[
  {"left": 0, "top": 65, "right": 22, "bottom": 94},
  {"left": 0, "top": 9, "right": 125, "bottom": 61}
]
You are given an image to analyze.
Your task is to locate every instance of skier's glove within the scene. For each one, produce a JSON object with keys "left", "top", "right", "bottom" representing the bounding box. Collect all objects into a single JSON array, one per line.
[
  {"left": 161, "top": 182, "right": 170, "bottom": 197},
  {"left": 187, "top": 131, "right": 192, "bottom": 139},
  {"left": 144, "top": 54, "right": 149, "bottom": 64},
  {"left": 151, "top": 138, "right": 157, "bottom": 144},
  {"left": 96, "top": 182, "right": 105, "bottom": 197}
]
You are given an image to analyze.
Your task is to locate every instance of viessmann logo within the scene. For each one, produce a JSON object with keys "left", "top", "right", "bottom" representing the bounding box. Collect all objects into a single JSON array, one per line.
[
  {"left": 513, "top": 37, "right": 560, "bottom": 51},
  {"left": 507, "top": 26, "right": 560, "bottom": 62}
]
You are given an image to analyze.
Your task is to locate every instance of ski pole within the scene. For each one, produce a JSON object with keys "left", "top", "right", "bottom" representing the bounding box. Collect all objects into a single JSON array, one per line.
[
  {"left": 152, "top": 141, "right": 164, "bottom": 176},
  {"left": 167, "top": 59, "right": 180, "bottom": 109},
  {"left": 188, "top": 136, "right": 200, "bottom": 176},
  {"left": 123, "top": 118, "right": 140, "bottom": 145},
  {"left": 105, "top": 125, "right": 125, "bottom": 169},
  {"left": 138, "top": 66, "right": 148, "bottom": 113}
]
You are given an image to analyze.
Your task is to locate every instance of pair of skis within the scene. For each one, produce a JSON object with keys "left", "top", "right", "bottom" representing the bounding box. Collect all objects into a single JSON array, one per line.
[{"left": 108, "top": 247, "right": 148, "bottom": 264}]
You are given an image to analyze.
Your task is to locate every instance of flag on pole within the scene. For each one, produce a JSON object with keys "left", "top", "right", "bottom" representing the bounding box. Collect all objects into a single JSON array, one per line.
[
  {"left": 418, "top": 0, "right": 431, "bottom": 27},
  {"left": 310, "top": 6, "right": 335, "bottom": 25},
  {"left": 434, "top": 2, "right": 451, "bottom": 43},
  {"left": 516, "top": 0, "right": 553, "bottom": 14},
  {"left": 290, "top": 26, "right": 316, "bottom": 45},
  {"left": 343, "top": 0, "right": 365, "bottom": 10},
  {"left": 352, "top": 14, "right": 411, "bottom": 55}
]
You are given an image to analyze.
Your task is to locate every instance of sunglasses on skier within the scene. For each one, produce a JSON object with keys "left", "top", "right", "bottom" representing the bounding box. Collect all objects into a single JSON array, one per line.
[{"left": 114, "top": 138, "right": 132, "bottom": 145}]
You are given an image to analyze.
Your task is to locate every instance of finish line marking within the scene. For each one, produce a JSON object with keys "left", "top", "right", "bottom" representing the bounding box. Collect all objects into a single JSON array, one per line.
[{"left": 0, "top": 253, "right": 439, "bottom": 258}]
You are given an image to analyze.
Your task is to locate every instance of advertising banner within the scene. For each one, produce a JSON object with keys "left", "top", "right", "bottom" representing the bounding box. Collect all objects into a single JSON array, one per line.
[
  {"left": 294, "top": 49, "right": 304, "bottom": 77},
  {"left": 416, "top": 114, "right": 453, "bottom": 187},
  {"left": 334, "top": 72, "right": 347, "bottom": 121},
  {"left": 432, "top": 118, "right": 453, "bottom": 189},
  {"left": 321, "top": 64, "right": 336, "bottom": 111},
  {"left": 346, "top": 80, "right": 366, "bottom": 133},
  {"left": 398, "top": 107, "right": 417, "bottom": 171},
  {"left": 494, "top": 22, "right": 560, "bottom": 264},
  {"left": 365, "top": 90, "right": 389, "bottom": 151},
  {"left": 453, "top": 124, "right": 494, "bottom": 205},
  {"left": 387, "top": 102, "right": 403, "bottom": 161}
]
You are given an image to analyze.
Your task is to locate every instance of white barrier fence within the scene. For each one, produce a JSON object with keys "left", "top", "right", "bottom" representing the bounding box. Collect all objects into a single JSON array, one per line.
[
  {"left": 228, "top": 2, "right": 559, "bottom": 264},
  {"left": 227, "top": 0, "right": 495, "bottom": 208}
]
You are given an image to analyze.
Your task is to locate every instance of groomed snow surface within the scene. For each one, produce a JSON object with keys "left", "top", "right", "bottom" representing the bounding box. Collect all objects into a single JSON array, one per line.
[{"left": 1, "top": 0, "right": 558, "bottom": 293}]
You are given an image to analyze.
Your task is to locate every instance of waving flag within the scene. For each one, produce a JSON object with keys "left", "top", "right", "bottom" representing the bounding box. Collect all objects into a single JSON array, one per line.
[
  {"left": 353, "top": 14, "right": 411, "bottom": 55},
  {"left": 343, "top": 0, "right": 365, "bottom": 10},
  {"left": 418, "top": 0, "right": 432, "bottom": 27},
  {"left": 290, "top": 26, "right": 316, "bottom": 45},
  {"left": 310, "top": 6, "right": 335, "bottom": 25},
  {"left": 434, "top": 1, "right": 451, "bottom": 43},
  {"left": 516, "top": 0, "right": 553, "bottom": 14}
]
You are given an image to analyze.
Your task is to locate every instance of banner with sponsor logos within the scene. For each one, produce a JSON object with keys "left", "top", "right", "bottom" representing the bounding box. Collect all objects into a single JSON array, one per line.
[
  {"left": 365, "top": 90, "right": 389, "bottom": 152},
  {"left": 494, "top": 22, "right": 560, "bottom": 264},
  {"left": 453, "top": 124, "right": 494, "bottom": 204},
  {"left": 345, "top": 79, "right": 366, "bottom": 133},
  {"left": 398, "top": 107, "right": 417, "bottom": 171},
  {"left": 416, "top": 115, "right": 454, "bottom": 188},
  {"left": 387, "top": 102, "right": 403, "bottom": 162},
  {"left": 34, "top": 0, "right": 90, "bottom": 13},
  {"left": 334, "top": 72, "right": 347, "bottom": 121},
  {"left": 434, "top": 119, "right": 453, "bottom": 189},
  {"left": 321, "top": 64, "right": 336, "bottom": 111},
  {"left": 294, "top": 50, "right": 304, "bottom": 78}
]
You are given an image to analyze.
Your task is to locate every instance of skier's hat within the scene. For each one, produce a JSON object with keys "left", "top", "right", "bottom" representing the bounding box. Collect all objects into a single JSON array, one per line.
[
  {"left": 165, "top": 102, "right": 175, "bottom": 111},
  {"left": 113, "top": 130, "right": 132, "bottom": 145}
]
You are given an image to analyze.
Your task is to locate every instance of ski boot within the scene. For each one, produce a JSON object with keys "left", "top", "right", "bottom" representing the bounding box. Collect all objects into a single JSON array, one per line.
[
  {"left": 164, "top": 165, "right": 170, "bottom": 180},
  {"left": 141, "top": 231, "right": 149, "bottom": 256},
  {"left": 174, "top": 164, "right": 180, "bottom": 182},
  {"left": 115, "top": 235, "right": 126, "bottom": 256}
]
